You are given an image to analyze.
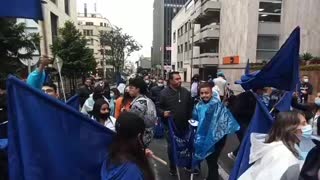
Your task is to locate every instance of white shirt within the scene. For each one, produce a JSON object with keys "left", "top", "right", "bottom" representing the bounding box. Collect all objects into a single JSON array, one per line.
[
  {"left": 117, "top": 83, "right": 126, "bottom": 94},
  {"left": 213, "top": 77, "right": 227, "bottom": 96},
  {"left": 309, "top": 114, "right": 319, "bottom": 135}
]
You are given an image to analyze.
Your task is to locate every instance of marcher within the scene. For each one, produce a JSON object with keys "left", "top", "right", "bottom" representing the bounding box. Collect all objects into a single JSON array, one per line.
[
  {"left": 115, "top": 88, "right": 133, "bottom": 119},
  {"left": 128, "top": 78, "right": 157, "bottom": 147},
  {"left": 81, "top": 81, "right": 109, "bottom": 116},
  {"left": 192, "top": 82, "right": 226, "bottom": 179},
  {"left": 41, "top": 82, "right": 59, "bottom": 98},
  {"left": 109, "top": 88, "right": 120, "bottom": 117},
  {"left": 101, "top": 112, "right": 155, "bottom": 180},
  {"left": 238, "top": 112, "right": 309, "bottom": 180},
  {"left": 159, "top": 72, "right": 193, "bottom": 176},
  {"left": 117, "top": 78, "right": 126, "bottom": 95},
  {"left": 26, "top": 56, "right": 52, "bottom": 90},
  {"left": 300, "top": 75, "right": 313, "bottom": 103},
  {"left": 144, "top": 75, "right": 156, "bottom": 92},
  {"left": 91, "top": 99, "right": 116, "bottom": 132},
  {"left": 77, "top": 78, "right": 93, "bottom": 107},
  {"left": 191, "top": 74, "right": 200, "bottom": 104},
  {"left": 213, "top": 72, "right": 227, "bottom": 100},
  {"left": 150, "top": 78, "right": 165, "bottom": 108}
]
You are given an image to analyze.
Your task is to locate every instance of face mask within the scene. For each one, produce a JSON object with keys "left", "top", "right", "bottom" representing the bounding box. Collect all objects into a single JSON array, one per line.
[
  {"left": 301, "top": 124, "right": 313, "bottom": 138},
  {"left": 110, "top": 92, "right": 115, "bottom": 98},
  {"left": 158, "top": 83, "right": 164, "bottom": 87},
  {"left": 315, "top": 97, "right": 320, "bottom": 106},
  {"left": 99, "top": 112, "right": 110, "bottom": 120},
  {"left": 145, "top": 80, "right": 150, "bottom": 84},
  {"left": 152, "top": 79, "right": 156, "bottom": 83},
  {"left": 303, "top": 78, "right": 309, "bottom": 83}
]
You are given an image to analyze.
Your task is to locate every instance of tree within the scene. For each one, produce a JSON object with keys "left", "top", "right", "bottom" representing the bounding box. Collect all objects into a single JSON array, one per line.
[
  {"left": 51, "top": 21, "right": 96, "bottom": 92},
  {"left": 99, "top": 27, "right": 141, "bottom": 74},
  {"left": 0, "top": 18, "right": 40, "bottom": 79}
]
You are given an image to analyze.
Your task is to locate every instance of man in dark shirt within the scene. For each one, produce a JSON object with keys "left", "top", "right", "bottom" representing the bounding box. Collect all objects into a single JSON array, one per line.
[
  {"left": 150, "top": 78, "right": 165, "bottom": 111},
  {"left": 77, "top": 78, "right": 93, "bottom": 107},
  {"left": 300, "top": 75, "right": 313, "bottom": 103},
  {"left": 159, "top": 72, "right": 193, "bottom": 176}
]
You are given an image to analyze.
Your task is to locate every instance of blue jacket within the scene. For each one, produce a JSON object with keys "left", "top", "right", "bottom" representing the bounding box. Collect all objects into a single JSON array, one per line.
[
  {"left": 101, "top": 159, "right": 144, "bottom": 180},
  {"left": 26, "top": 68, "right": 46, "bottom": 90}
]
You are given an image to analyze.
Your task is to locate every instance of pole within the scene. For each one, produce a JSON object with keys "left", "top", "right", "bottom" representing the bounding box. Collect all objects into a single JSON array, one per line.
[
  {"left": 27, "top": 59, "right": 31, "bottom": 74},
  {"left": 190, "top": 22, "right": 194, "bottom": 82},
  {"left": 57, "top": 60, "right": 67, "bottom": 102},
  {"left": 161, "top": 46, "right": 164, "bottom": 79}
]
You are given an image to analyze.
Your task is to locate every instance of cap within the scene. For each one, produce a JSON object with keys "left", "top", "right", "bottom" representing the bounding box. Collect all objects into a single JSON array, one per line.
[
  {"left": 217, "top": 71, "right": 225, "bottom": 77},
  {"left": 116, "top": 112, "right": 145, "bottom": 138}
]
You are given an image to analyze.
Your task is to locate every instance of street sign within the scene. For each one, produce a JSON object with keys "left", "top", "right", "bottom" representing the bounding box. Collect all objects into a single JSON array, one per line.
[{"left": 18, "top": 47, "right": 40, "bottom": 66}]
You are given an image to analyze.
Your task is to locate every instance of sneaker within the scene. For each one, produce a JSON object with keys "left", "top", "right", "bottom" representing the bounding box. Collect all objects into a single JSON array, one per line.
[
  {"left": 169, "top": 168, "right": 177, "bottom": 176},
  {"left": 228, "top": 152, "right": 236, "bottom": 160}
]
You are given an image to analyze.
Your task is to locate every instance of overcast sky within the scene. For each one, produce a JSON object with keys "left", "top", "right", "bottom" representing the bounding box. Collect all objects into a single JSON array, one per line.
[{"left": 77, "top": 0, "right": 153, "bottom": 62}]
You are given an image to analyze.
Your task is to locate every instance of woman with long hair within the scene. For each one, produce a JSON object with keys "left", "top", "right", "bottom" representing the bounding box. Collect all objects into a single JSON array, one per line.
[
  {"left": 101, "top": 112, "right": 155, "bottom": 180},
  {"left": 239, "top": 111, "right": 310, "bottom": 180},
  {"left": 109, "top": 88, "right": 121, "bottom": 117},
  {"left": 114, "top": 87, "right": 133, "bottom": 119},
  {"left": 91, "top": 99, "right": 116, "bottom": 132}
]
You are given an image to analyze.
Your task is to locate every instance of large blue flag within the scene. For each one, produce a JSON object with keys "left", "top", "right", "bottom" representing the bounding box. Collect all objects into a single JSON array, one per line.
[
  {"left": 0, "top": 0, "right": 43, "bottom": 20},
  {"left": 66, "top": 95, "right": 80, "bottom": 110},
  {"left": 7, "top": 76, "right": 114, "bottom": 180},
  {"left": 236, "top": 27, "right": 300, "bottom": 91}
]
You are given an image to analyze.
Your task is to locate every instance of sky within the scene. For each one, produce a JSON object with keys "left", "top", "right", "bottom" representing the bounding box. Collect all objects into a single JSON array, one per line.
[{"left": 77, "top": 0, "right": 153, "bottom": 62}]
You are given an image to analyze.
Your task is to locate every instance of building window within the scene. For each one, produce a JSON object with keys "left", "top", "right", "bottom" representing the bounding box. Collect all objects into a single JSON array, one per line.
[
  {"left": 257, "top": 35, "right": 279, "bottom": 61},
  {"left": 173, "top": 31, "right": 176, "bottom": 43},
  {"left": 178, "top": 46, "right": 180, "bottom": 54},
  {"left": 185, "top": 23, "right": 188, "bottom": 33},
  {"left": 178, "top": 29, "right": 181, "bottom": 37},
  {"left": 259, "top": 1, "right": 282, "bottom": 22},
  {"left": 104, "top": 23, "right": 107, "bottom": 27},
  {"left": 64, "top": 0, "right": 69, "bottom": 15},
  {"left": 185, "top": 42, "right": 188, "bottom": 52},
  {"left": 50, "top": 0, "right": 56, "bottom": 4},
  {"left": 189, "top": 43, "right": 192, "bottom": 51},
  {"left": 86, "top": 22, "right": 94, "bottom": 26},
  {"left": 180, "top": 27, "right": 184, "bottom": 36},
  {"left": 100, "top": 22, "right": 103, "bottom": 26},
  {"left": 87, "top": 38, "right": 94, "bottom": 45},
  {"left": 50, "top": 12, "right": 58, "bottom": 41},
  {"left": 189, "top": 22, "right": 192, "bottom": 30},
  {"left": 181, "top": 44, "right": 183, "bottom": 53},
  {"left": 83, "top": 29, "right": 93, "bottom": 36}
]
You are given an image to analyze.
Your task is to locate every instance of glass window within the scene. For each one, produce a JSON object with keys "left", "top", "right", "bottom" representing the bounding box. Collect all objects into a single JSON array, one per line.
[
  {"left": 173, "top": 31, "right": 176, "bottom": 43},
  {"left": 185, "top": 42, "right": 188, "bottom": 52},
  {"left": 259, "top": 14, "right": 281, "bottom": 22},
  {"left": 259, "top": 2, "right": 282, "bottom": 14},
  {"left": 100, "top": 22, "right": 103, "bottom": 26},
  {"left": 185, "top": 23, "right": 188, "bottom": 33},
  {"left": 85, "top": 22, "right": 94, "bottom": 26},
  {"left": 257, "top": 35, "right": 279, "bottom": 50}
]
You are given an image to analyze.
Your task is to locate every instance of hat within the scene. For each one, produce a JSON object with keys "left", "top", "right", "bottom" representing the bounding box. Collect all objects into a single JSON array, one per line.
[
  {"left": 116, "top": 112, "right": 145, "bottom": 138},
  {"left": 217, "top": 71, "right": 225, "bottom": 77}
]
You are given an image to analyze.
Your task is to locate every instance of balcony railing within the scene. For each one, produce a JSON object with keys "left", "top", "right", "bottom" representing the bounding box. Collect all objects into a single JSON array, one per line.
[{"left": 194, "top": 23, "right": 220, "bottom": 43}]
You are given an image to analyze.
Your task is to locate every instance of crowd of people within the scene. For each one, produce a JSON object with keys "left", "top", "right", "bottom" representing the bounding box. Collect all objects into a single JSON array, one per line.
[{"left": 0, "top": 57, "right": 319, "bottom": 180}]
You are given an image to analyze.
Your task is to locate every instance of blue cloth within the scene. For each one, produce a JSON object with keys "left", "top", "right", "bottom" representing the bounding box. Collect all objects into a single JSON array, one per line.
[
  {"left": 7, "top": 76, "right": 115, "bottom": 180},
  {"left": 101, "top": 160, "right": 143, "bottom": 180},
  {"left": 0, "top": 139, "right": 8, "bottom": 150},
  {"left": 235, "top": 27, "right": 300, "bottom": 91},
  {"left": 0, "top": 0, "right": 43, "bottom": 20},
  {"left": 229, "top": 92, "right": 292, "bottom": 180},
  {"left": 192, "top": 98, "right": 239, "bottom": 164},
  {"left": 168, "top": 118, "right": 194, "bottom": 168},
  {"left": 26, "top": 69, "right": 46, "bottom": 90},
  {"left": 66, "top": 95, "right": 80, "bottom": 110}
]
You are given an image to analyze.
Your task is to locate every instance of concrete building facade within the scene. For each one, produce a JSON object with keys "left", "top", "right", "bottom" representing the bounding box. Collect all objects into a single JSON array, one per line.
[{"left": 172, "top": 0, "right": 320, "bottom": 91}]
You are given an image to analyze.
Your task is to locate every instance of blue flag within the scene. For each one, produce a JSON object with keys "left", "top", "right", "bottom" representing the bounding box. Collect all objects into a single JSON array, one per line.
[
  {"left": 168, "top": 118, "right": 194, "bottom": 168},
  {"left": 0, "top": 0, "right": 43, "bottom": 20},
  {"left": 236, "top": 27, "right": 300, "bottom": 91},
  {"left": 245, "top": 59, "right": 250, "bottom": 75},
  {"left": 7, "top": 76, "right": 115, "bottom": 180},
  {"left": 66, "top": 95, "right": 80, "bottom": 110}
]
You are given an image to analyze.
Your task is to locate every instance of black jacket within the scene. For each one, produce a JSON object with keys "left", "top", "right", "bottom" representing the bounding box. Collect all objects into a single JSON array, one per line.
[
  {"left": 299, "top": 140, "right": 320, "bottom": 180},
  {"left": 77, "top": 85, "right": 92, "bottom": 107},
  {"left": 150, "top": 86, "right": 164, "bottom": 104},
  {"left": 159, "top": 86, "right": 192, "bottom": 131}
]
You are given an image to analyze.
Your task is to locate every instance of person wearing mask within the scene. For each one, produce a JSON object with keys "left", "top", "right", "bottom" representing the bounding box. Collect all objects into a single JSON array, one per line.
[
  {"left": 159, "top": 72, "right": 193, "bottom": 176},
  {"left": 81, "top": 81, "right": 109, "bottom": 116},
  {"left": 77, "top": 78, "right": 93, "bottom": 107},
  {"left": 91, "top": 99, "right": 116, "bottom": 132},
  {"left": 144, "top": 75, "right": 155, "bottom": 93},
  {"left": 300, "top": 75, "right": 313, "bottom": 104},
  {"left": 213, "top": 72, "right": 227, "bottom": 100},
  {"left": 238, "top": 112, "right": 310, "bottom": 180},
  {"left": 109, "top": 88, "right": 121, "bottom": 117},
  {"left": 27, "top": 56, "right": 52, "bottom": 90},
  {"left": 150, "top": 79, "right": 165, "bottom": 107},
  {"left": 42, "top": 82, "right": 59, "bottom": 99},
  {"left": 191, "top": 74, "right": 200, "bottom": 104},
  {"left": 101, "top": 112, "right": 155, "bottom": 180},
  {"left": 115, "top": 87, "right": 133, "bottom": 119},
  {"left": 128, "top": 78, "right": 157, "bottom": 147}
]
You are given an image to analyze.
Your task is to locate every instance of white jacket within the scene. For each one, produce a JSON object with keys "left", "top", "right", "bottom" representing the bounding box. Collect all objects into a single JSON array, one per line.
[
  {"left": 238, "top": 133, "right": 300, "bottom": 180},
  {"left": 80, "top": 94, "right": 109, "bottom": 116}
]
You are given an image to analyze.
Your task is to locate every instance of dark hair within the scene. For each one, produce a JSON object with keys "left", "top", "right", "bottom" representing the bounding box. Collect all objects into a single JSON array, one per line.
[
  {"left": 111, "top": 88, "right": 121, "bottom": 99},
  {"left": 0, "top": 79, "right": 6, "bottom": 90},
  {"left": 109, "top": 112, "right": 154, "bottom": 180},
  {"left": 43, "top": 82, "right": 57, "bottom": 92},
  {"left": 129, "top": 78, "right": 148, "bottom": 95},
  {"left": 265, "top": 112, "right": 302, "bottom": 158},
  {"left": 168, "top": 71, "right": 180, "bottom": 80},
  {"left": 92, "top": 98, "right": 109, "bottom": 120},
  {"left": 121, "top": 91, "right": 133, "bottom": 108},
  {"left": 199, "top": 82, "right": 213, "bottom": 90}
]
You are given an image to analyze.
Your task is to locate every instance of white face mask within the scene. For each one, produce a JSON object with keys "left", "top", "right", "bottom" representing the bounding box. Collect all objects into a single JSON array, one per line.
[
  {"left": 303, "top": 78, "right": 309, "bottom": 83},
  {"left": 158, "top": 83, "right": 164, "bottom": 87},
  {"left": 145, "top": 80, "right": 150, "bottom": 84}
]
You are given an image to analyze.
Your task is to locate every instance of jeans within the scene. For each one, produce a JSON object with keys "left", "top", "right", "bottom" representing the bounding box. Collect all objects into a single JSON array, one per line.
[{"left": 206, "top": 137, "right": 226, "bottom": 180}]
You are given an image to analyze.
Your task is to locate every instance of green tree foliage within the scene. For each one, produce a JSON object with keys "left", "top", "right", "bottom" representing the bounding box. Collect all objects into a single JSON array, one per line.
[
  {"left": 0, "top": 18, "right": 40, "bottom": 78},
  {"left": 51, "top": 21, "right": 96, "bottom": 77},
  {"left": 99, "top": 27, "right": 141, "bottom": 73}
]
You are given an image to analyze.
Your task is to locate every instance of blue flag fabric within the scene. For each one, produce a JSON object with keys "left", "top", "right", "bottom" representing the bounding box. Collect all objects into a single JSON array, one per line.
[
  {"left": 66, "top": 95, "right": 80, "bottom": 110},
  {"left": 0, "top": 0, "right": 43, "bottom": 20},
  {"left": 236, "top": 27, "right": 300, "bottom": 91},
  {"left": 168, "top": 118, "right": 194, "bottom": 168},
  {"left": 7, "top": 76, "right": 115, "bottom": 180},
  {"left": 192, "top": 100, "right": 239, "bottom": 164},
  {"left": 229, "top": 92, "right": 293, "bottom": 180}
]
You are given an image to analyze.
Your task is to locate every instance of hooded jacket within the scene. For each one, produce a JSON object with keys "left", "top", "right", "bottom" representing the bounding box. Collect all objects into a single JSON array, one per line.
[{"left": 239, "top": 133, "right": 300, "bottom": 180}]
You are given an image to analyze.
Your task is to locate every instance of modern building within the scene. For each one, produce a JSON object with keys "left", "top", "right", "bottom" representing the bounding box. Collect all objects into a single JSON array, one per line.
[
  {"left": 77, "top": 12, "right": 113, "bottom": 79},
  {"left": 172, "top": 0, "right": 320, "bottom": 91},
  {"left": 152, "top": 0, "right": 189, "bottom": 74},
  {"left": 137, "top": 57, "right": 152, "bottom": 71},
  {"left": 17, "top": 0, "right": 77, "bottom": 56}
]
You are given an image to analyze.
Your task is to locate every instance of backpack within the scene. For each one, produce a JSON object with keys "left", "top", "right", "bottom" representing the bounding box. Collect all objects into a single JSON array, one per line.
[{"left": 130, "top": 95, "right": 157, "bottom": 128}]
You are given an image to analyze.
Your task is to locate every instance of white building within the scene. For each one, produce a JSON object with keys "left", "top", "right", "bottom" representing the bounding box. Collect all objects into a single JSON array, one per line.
[
  {"left": 172, "top": 0, "right": 320, "bottom": 91},
  {"left": 77, "top": 12, "right": 113, "bottom": 78},
  {"left": 18, "top": 0, "right": 77, "bottom": 56}
]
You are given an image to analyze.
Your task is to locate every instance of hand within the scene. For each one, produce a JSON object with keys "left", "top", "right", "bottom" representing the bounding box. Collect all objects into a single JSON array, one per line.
[
  {"left": 145, "top": 148, "right": 154, "bottom": 158},
  {"left": 163, "top": 111, "right": 171, "bottom": 118},
  {"left": 40, "top": 56, "right": 53, "bottom": 66}
]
